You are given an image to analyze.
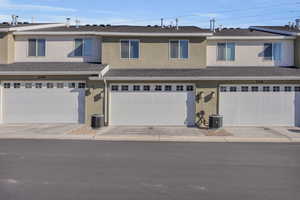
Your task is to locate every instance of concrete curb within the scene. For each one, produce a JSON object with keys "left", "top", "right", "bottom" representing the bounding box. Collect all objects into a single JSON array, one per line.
[{"left": 0, "top": 135, "right": 299, "bottom": 143}]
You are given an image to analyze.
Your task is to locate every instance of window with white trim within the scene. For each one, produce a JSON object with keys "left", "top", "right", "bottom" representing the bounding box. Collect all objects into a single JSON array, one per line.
[
  {"left": 121, "top": 40, "right": 139, "bottom": 59},
  {"left": 263, "top": 43, "right": 282, "bottom": 61},
  {"left": 155, "top": 85, "right": 162, "bottom": 91},
  {"left": 273, "top": 86, "right": 280, "bottom": 92},
  {"left": 165, "top": 85, "right": 172, "bottom": 91},
  {"left": 74, "top": 38, "right": 93, "bottom": 57},
  {"left": 78, "top": 83, "right": 86, "bottom": 89},
  {"left": 35, "top": 83, "right": 42, "bottom": 88},
  {"left": 230, "top": 86, "right": 237, "bottom": 92},
  {"left": 170, "top": 40, "right": 189, "bottom": 59},
  {"left": 217, "top": 42, "right": 235, "bottom": 61},
  {"left": 121, "top": 85, "right": 129, "bottom": 91},
  {"left": 187, "top": 85, "right": 194, "bottom": 91},
  {"left": 143, "top": 85, "right": 150, "bottom": 91},
  {"left": 176, "top": 85, "right": 184, "bottom": 91},
  {"left": 14, "top": 83, "right": 21, "bottom": 89},
  {"left": 295, "top": 86, "right": 300, "bottom": 92},
  {"left": 263, "top": 86, "right": 270, "bottom": 92},
  {"left": 57, "top": 83, "right": 64, "bottom": 88},
  {"left": 68, "top": 83, "right": 76, "bottom": 88},
  {"left": 241, "top": 86, "right": 249, "bottom": 92},
  {"left": 47, "top": 83, "right": 54, "bottom": 88},
  {"left": 133, "top": 85, "right": 140, "bottom": 91},
  {"left": 25, "top": 83, "right": 32, "bottom": 88},
  {"left": 111, "top": 85, "right": 119, "bottom": 91},
  {"left": 251, "top": 86, "right": 259, "bottom": 92},
  {"left": 28, "top": 39, "right": 46, "bottom": 57},
  {"left": 284, "top": 86, "right": 292, "bottom": 92},
  {"left": 4, "top": 83, "right": 10, "bottom": 88}
]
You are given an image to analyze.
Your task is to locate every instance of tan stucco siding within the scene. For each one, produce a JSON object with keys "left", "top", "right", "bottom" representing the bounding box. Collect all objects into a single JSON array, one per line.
[
  {"left": 207, "top": 39, "right": 294, "bottom": 67},
  {"left": 102, "top": 37, "right": 207, "bottom": 68},
  {"left": 195, "top": 81, "right": 218, "bottom": 127},
  {"left": 0, "top": 32, "right": 15, "bottom": 64},
  {"left": 14, "top": 35, "right": 102, "bottom": 63},
  {"left": 85, "top": 80, "right": 105, "bottom": 125}
]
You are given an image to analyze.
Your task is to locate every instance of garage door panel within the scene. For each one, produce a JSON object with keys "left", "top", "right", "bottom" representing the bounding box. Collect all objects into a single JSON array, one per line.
[
  {"left": 220, "top": 86, "right": 298, "bottom": 126},
  {"left": 3, "top": 83, "right": 85, "bottom": 124},
  {"left": 109, "top": 87, "right": 195, "bottom": 126}
]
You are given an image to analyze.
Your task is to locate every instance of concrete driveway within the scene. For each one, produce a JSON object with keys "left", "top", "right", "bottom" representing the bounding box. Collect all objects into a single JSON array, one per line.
[
  {"left": 0, "top": 124, "right": 84, "bottom": 139},
  {"left": 95, "top": 126, "right": 300, "bottom": 142}
]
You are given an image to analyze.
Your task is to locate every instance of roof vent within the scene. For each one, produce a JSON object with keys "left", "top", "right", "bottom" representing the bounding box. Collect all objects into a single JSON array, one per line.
[
  {"left": 85, "top": 24, "right": 90, "bottom": 26},
  {"left": 23, "top": 22, "right": 29, "bottom": 24},
  {"left": 296, "top": 19, "right": 300, "bottom": 29},
  {"left": 154, "top": 25, "right": 159, "bottom": 28},
  {"left": 161, "top": 18, "right": 164, "bottom": 28},
  {"left": 106, "top": 24, "right": 111, "bottom": 26},
  {"left": 2, "top": 22, "right": 9, "bottom": 24},
  {"left": 66, "top": 18, "right": 71, "bottom": 28},
  {"left": 147, "top": 25, "right": 151, "bottom": 27},
  {"left": 100, "top": 24, "right": 105, "bottom": 27},
  {"left": 175, "top": 18, "right": 179, "bottom": 30},
  {"left": 209, "top": 18, "right": 216, "bottom": 32},
  {"left": 11, "top": 15, "right": 19, "bottom": 26},
  {"left": 93, "top": 24, "right": 97, "bottom": 26},
  {"left": 75, "top": 19, "right": 80, "bottom": 28}
]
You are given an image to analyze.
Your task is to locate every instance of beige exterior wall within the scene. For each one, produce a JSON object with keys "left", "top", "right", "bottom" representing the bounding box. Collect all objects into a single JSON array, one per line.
[
  {"left": 207, "top": 39, "right": 294, "bottom": 67},
  {"left": 0, "top": 32, "right": 15, "bottom": 64},
  {"left": 102, "top": 37, "right": 207, "bottom": 68},
  {"left": 85, "top": 80, "right": 105, "bottom": 125},
  {"left": 15, "top": 35, "right": 101, "bottom": 63},
  {"left": 294, "top": 37, "right": 300, "bottom": 68}
]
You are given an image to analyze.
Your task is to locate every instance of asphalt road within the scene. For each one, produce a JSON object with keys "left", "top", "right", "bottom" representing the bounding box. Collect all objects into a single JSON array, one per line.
[{"left": 0, "top": 140, "right": 299, "bottom": 200}]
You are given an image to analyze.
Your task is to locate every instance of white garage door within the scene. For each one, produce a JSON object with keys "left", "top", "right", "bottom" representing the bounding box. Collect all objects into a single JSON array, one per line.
[
  {"left": 219, "top": 85, "right": 300, "bottom": 126},
  {"left": 109, "top": 84, "right": 196, "bottom": 126},
  {"left": 2, "top": 81, "right": 86, "bottom": 123}
]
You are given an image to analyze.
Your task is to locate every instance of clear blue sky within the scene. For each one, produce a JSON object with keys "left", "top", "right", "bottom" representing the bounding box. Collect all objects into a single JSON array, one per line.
[{"left": 0, "top": 0, "right": 299, "bottom": 28}]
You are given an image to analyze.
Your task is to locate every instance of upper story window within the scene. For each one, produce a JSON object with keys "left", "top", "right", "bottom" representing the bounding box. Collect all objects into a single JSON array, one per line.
[
  {"left": 170, "top": 40, "right": 189, "bottom": 59},
  {"left": 121, "top": 40, "right": 139, "bottom": 59},
  {"left": 217, "top": 42, "right": 235, "bottom": 61},
  {"left": 74, "top": 38, "right": 93, "bottom": 57},
  {"left": 263, "top": 43, "right": 282, "bottom": 61},
  {"left": 28, "top": 39, "right": 46, "bottom": 57}
]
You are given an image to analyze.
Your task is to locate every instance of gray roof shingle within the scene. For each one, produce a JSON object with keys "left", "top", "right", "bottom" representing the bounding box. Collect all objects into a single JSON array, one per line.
[
  {"left": 212, "top": 28, "right": 286, "bottom": 36},
  {"left": 104, "top": 67, "right": 300, "bottom": 78},
  {"left": 26, "top": 25, "right": 211, "bottom": 33},
  {"left": 252, "top": 26, "right": 300, "bottom": 34},
  {"left": 0, "top": 62, "right": 106, "bottom": 74}
]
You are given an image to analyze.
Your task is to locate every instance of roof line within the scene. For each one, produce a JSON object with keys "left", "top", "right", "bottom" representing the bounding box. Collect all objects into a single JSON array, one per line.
[
  {"left": 13, "top": 31, "right": 213, "bottom": 37},
  {"left": 90, "top": 76, "right": 300, "bottom": 81},
  {"left": 0, "top": 23, "right": 66, "bottom": 32},
  {"left": 0, "top": 71, "right": 100, "bottom": 75},
  {"left": 207, "top": 36, "right": 296, "bottom": 40},
  {"left": 249, "top": 26, "right": 298, "bottom": 36}
]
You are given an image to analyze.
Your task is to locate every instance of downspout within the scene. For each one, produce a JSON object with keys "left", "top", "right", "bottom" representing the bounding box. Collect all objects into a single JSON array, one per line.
[{"left": 104, "top": 78, "right": 108, "bottom": 126}]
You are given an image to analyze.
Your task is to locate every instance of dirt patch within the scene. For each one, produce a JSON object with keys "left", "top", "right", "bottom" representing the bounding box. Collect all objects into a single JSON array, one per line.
[
  {"left": 205, "top": 129, "right": 232, "bottom": 136},
  {"left": 66, "top": 125, "right": 97, "bottom": 136}
]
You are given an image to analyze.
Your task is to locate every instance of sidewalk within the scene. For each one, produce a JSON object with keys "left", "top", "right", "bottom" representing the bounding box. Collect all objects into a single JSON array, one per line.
[{"left": 0, "top": 124, "right": 299, "bottom": 143}]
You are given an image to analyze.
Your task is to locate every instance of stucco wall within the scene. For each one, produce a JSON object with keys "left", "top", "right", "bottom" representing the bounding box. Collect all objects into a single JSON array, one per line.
[
  {"left": 0, "top": 32, "right": 15, "bottom": 64},
  {"left": 294, "top": 37, "right": 300, "bottom": 68},
  {"left": 15, "top": 35, "right": 101, "bottom": 63},
  {"left": 102, "top": 37, "right": 207, "bottom": 68},
  {"left": 85, "top": 80, "right": 105, "bottom": 125},
  {"left": 207, "top": 39, "right": 294, "bottom": 67}
]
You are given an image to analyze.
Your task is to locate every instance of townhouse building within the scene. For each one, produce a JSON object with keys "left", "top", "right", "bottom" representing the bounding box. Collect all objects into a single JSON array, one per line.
[{"left": 0, "top": 20, "right": 300, "bottom": 127}]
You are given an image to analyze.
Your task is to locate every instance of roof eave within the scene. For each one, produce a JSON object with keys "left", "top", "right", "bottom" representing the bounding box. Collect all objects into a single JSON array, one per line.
[
  {"left": 13, "top": 31, "right": 213, "bottom": 37},
  {"left": 207, "top": 36, "right": 296, "bottom": 40},
  {"left": 99, "top": 76, "right": 300, "bottom": 81},
  {"left": 0, "top": 71, "right": 101, "bottom": 75},
  {"left": 250, "top": 26, "right": 298, "bottom": 36}
]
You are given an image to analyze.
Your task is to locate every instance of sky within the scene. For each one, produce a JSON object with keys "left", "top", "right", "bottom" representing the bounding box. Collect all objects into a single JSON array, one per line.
[{"left": 0, "top": 0, "right": 299, "bottom": 28}]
